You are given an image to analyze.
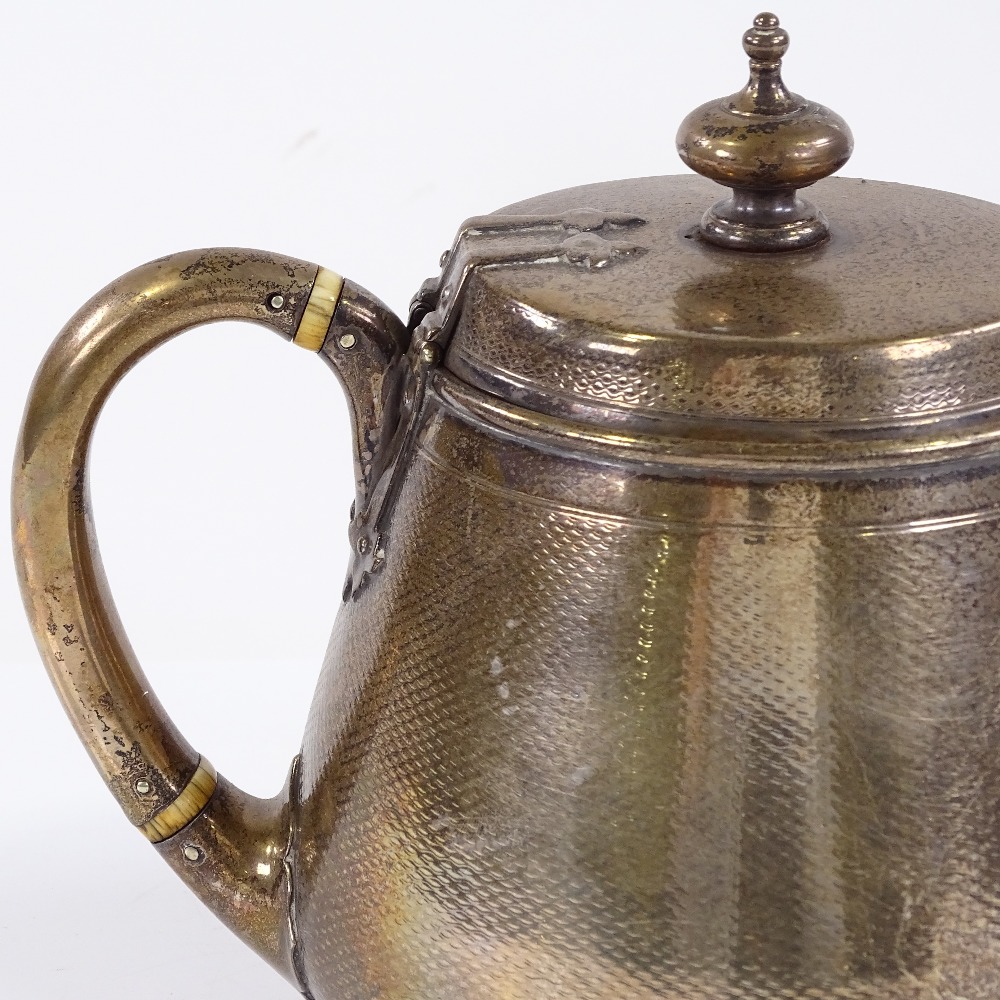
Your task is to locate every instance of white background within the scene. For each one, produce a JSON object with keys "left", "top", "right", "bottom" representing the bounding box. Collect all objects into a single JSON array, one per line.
[{"left": 2, "top": 1, "right": 998, "bottom": 996}]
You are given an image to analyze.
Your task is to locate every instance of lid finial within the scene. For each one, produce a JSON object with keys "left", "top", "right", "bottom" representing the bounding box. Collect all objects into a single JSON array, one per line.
[{"left": 676, "top": 12, "right": 853, "bottom": 252}]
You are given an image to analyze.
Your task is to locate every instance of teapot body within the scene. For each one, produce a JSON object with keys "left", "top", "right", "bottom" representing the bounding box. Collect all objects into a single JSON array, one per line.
[{"left": 291, "top": 385, "right": 1000, "bottom": 999}]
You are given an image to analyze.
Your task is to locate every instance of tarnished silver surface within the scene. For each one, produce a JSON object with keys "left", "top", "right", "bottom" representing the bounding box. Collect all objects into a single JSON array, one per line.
[
  {"left": 18, "top": 194, "right": 1000, "bottom": 1000},
  {"left": 446, "top": 176, "right": 1000, "bottom": 435},
  {"left": 294, "top": 395, "right": 1000, "bottom": 999},
  {"left": 676, "top": 14, "right": 853, "bottom": 251},
  {"left": 15, "top": 13, "right": 1000, "bottom": 1000}
]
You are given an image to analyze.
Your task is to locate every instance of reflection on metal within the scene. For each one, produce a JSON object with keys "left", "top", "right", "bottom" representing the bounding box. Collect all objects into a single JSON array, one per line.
[
  {"left": 677, "top": 13, "right": 853, "bottom": 250},
  {"left": 16, "top": 12, "right": 1000, "bottom": 1000}
]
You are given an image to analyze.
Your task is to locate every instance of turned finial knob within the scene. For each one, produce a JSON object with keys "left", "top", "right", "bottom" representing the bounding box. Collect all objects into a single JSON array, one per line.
[
  {"left": 744, "top": 12, "right": 788, "bottom": 62},
  {"left": 676, "top": 13, "right": 853, "bottom": 252}
]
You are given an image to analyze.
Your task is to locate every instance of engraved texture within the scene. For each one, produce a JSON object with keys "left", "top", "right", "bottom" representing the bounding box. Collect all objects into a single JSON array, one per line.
[
  {"left": 292, "top": 402, "right": 1000, "bottom": 999},
  {"left": 446, "top": 176, "right": 1000, "bottom": 427},
  {"left": 453, "top": 285, "right": 991, "bottom": 422}
]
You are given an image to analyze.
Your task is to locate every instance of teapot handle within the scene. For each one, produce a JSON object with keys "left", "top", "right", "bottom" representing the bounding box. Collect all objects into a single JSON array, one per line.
[{"left": 12, "top": 249, "right": 408, "bottom": 987}]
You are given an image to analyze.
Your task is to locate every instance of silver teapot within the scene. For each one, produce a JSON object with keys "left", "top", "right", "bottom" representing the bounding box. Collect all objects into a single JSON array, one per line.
[{"left": 15, "top": 13, "right": 1000, "bottom": 999}]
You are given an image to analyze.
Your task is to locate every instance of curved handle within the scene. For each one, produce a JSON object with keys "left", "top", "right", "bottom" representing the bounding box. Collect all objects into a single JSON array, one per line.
[{"left": 12, "top": 248, "right": 407, "bottom": 986}]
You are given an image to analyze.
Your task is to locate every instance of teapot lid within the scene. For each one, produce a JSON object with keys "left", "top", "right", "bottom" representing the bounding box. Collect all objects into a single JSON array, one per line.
[{"left": 410, "top": 14, "right": 1000, "bottom": 474}]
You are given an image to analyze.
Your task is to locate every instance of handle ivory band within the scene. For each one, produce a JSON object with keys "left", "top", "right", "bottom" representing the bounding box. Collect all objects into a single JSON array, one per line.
[
  {"left": 141, "top": 759, "right": 218, "bottom": 843},
  {"left": 294, "top": 267, "right": 345, "bottom": 351}
]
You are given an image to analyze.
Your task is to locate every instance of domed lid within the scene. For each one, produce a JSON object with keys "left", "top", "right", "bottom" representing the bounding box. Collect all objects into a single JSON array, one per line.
[{"left": 409, "top": 14, "right": 1000, "bottom": 473}]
